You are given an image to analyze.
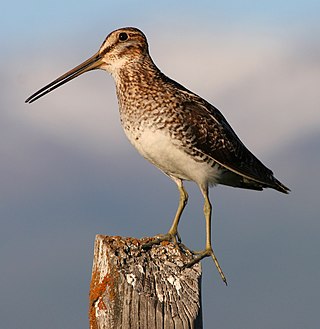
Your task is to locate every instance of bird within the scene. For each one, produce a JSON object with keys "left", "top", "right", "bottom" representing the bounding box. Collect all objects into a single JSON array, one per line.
[{"left": 25, "top": 27, "right": 290, "bottom": 285}]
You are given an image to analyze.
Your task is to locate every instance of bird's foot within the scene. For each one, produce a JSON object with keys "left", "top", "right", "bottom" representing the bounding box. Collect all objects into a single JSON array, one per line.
[
  {"left": 142, "top": 231, "right": 182, "bottom": 250},
  {"left": 184, "top": 248, "right": 227, "bottom": 285}
]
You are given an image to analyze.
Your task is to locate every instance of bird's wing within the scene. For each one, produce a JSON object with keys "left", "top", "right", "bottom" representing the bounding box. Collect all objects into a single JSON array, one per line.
[{"left": 179, "top": 99, "right": 277, "bottom": 187}]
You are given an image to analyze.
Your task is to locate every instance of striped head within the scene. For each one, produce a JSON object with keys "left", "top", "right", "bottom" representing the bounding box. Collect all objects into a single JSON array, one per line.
[{"left": 99, "top": 27, "right": 150, "bottom": 74}]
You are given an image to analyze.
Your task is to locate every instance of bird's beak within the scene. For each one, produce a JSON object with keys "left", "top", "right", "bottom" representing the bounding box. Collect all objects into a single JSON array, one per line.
[{"left": 25, "top": 52, "right": 104, "bottom": 103}]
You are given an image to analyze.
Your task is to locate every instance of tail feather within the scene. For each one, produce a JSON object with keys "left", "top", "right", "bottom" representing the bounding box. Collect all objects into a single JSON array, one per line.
[
  {"left": 272, "top": 178, "right": 290, "bottom": 194},
  {"left": 219, "top": 170, "right": 290, "bottom": 194}
]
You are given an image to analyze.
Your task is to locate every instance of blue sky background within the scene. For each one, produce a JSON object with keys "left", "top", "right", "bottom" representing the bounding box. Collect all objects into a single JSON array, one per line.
[{"left": 2, "top": 1, "right": 320, "bottom": 328}]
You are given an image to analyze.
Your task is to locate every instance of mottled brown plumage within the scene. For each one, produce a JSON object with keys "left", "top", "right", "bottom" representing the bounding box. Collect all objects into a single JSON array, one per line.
[{"left": 26, "top": 27, "right": 290, "bottom": 284}]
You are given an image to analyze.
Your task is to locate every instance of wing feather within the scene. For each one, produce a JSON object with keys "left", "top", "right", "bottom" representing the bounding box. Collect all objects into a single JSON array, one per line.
[{"left": 180, "top": 99, "right": 284, "bottom": 189}]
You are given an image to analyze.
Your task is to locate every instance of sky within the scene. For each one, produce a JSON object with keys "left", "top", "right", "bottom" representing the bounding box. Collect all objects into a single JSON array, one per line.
[{"left": 1, "top": 1, "right": 320, "bottom": 328}]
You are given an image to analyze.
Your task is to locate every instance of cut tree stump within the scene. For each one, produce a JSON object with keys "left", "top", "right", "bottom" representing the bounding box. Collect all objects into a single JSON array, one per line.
[{"left": 89, "top": 235, "right": 203, "bottom": 329}]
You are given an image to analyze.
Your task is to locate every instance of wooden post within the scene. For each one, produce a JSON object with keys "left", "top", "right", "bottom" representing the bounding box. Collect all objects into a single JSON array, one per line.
[{"left": 89, "top": 235, "right": 203, "bottom": 329}]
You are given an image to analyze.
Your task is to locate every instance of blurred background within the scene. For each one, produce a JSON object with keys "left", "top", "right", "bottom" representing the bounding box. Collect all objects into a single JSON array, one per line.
[{"left": 1, "top": 1, "right": 320, "bottom": 328}]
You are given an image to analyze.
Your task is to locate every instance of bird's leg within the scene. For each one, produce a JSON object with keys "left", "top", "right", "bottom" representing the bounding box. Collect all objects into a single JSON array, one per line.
[
  {"left": 185, "top": 186, "right": 227, "bottom": 285},
  {"left": 167, "top": 178, "right": 188, "bottom": 243},
  {"left": 142, "top": 178, "right": 188, "bottom": 248}
]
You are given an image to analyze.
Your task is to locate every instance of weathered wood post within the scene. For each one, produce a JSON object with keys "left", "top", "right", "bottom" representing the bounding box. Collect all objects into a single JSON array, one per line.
[{"left": 89, "top": 235, "right": 203, "bottom": 329}]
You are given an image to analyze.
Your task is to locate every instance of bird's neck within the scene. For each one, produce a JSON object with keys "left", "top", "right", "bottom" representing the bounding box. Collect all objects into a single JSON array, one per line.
[
  {"left": 113, "top": 58, "right": 165, "bottom": 107},
  {"left": 116, "top": 59, "right": 161, "bottom": 83}
]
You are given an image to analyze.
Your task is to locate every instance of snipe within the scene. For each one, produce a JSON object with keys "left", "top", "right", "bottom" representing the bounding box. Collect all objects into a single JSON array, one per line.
[{"left": 26, "top": 27, "right": 290, "bottom": 285}]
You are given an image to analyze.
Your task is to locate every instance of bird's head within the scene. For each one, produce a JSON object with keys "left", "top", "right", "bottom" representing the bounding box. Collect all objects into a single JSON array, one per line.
[
  {"left": 25, "top": 27, "right": 149, "bottom": 103},
  {"left": 99, "top": 27, "right": 149, "bottom": 73}
]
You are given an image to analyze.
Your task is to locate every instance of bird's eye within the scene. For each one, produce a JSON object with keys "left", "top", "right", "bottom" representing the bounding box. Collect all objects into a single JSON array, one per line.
[{"left": 119, "top": 32, "right": 128, "bottom": 41}]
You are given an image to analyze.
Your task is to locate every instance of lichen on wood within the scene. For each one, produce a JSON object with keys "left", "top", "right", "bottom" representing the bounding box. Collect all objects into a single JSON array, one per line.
[{"left": 89, "top": 235, "right": 203, "bottom": 329}]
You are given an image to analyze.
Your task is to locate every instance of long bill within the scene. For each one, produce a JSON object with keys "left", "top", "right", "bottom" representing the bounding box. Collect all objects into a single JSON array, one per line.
[{"left": 25, "top": 52, "right": 103, "bottom": 104}]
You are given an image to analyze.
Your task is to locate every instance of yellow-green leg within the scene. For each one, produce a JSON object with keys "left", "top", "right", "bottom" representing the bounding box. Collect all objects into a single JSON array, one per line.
[
  {"left": 186, "top": 185, "right": 227, "bottom": 285},
  {"left": 167, "top": 177, "right": 188, "bottom": 242},
  {"left": 143, "top": 177, "right": 188, "bottom": 247}
]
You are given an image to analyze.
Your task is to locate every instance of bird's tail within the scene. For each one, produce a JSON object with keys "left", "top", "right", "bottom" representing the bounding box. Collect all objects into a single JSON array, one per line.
[{"left": 272, "top": 178, "right": 290, "bottom": 194}]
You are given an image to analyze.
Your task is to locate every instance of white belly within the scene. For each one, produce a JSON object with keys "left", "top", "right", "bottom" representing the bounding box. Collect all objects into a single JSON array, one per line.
[{"left": 124, "top": 128, "right": 223, "bottom": 186}]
